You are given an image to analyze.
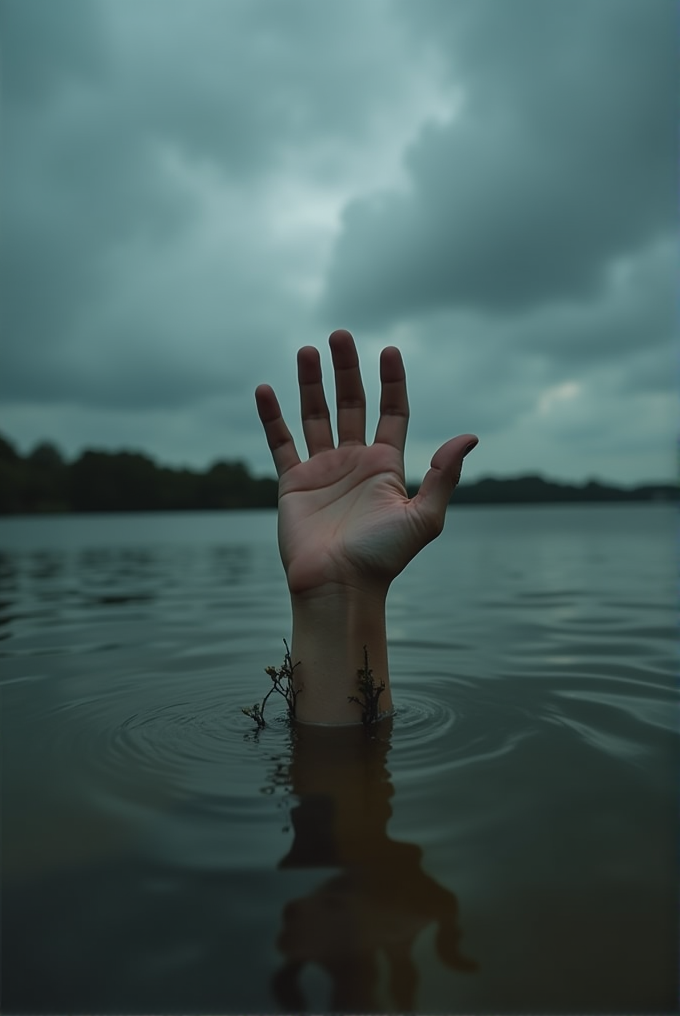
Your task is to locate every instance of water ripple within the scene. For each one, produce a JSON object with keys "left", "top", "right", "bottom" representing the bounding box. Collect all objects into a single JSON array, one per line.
[
  {"left": 389, "top": 677, "right": 534, "bottom": 785},
  {"left": 32, "top": 665, "right": 294, "bottom": 822}
]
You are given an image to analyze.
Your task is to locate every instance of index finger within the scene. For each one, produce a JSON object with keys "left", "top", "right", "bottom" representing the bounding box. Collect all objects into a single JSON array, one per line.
[{"left": 255, "top": 384, "right": 301, "bottom": 477}]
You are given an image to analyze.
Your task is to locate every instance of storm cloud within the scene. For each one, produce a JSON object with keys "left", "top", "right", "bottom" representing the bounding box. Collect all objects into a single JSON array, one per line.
[
  {"left": 1, "top": 0, "right": 675, "bottom": 483},
  {"left": 325, "top": 0, "right": 674, "bottom": 320}
]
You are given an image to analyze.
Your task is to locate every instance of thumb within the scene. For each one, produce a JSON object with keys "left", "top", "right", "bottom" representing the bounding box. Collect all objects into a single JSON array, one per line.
[{"left": 412, "top": 434, "right": 478, "bottom": 536}]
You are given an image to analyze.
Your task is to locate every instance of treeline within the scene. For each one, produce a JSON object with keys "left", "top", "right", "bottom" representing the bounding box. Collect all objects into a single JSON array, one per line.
[
  {"left": 419, "top": 474, "right": 676, "bottom": 505},
  {"left": 0, "top": 433, "right": 675, "bottom": 515},
  {"left": 0, "top": 435, "right": 278, "bottom": 514}
]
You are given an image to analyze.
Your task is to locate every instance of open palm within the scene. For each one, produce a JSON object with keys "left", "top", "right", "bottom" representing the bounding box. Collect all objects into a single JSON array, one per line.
[{"left": 255, "top": 331, "right": 477, "bottom": 597}]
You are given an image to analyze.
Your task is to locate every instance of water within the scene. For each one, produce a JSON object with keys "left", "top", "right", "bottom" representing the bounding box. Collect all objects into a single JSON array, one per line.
[{"left": 1, "top": 504, "right": 677, "bottom": 1014}]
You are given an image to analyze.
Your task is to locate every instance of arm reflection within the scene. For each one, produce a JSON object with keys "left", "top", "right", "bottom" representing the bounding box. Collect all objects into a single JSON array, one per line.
[{"left": 271, "top": 719, "right": 477, "bottom": 1013}]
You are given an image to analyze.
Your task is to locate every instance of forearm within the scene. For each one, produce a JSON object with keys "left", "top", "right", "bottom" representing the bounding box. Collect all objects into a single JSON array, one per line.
[{"left": 290, "top": 584, "right": 393, "bottom": 724}]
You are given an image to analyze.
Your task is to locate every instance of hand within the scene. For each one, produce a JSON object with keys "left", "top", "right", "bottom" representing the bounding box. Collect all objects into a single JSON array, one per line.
[{"left": 255, "top": 330, "right": 477, "bottom": 597}]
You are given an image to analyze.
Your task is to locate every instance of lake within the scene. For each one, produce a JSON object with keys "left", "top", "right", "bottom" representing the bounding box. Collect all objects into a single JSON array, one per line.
[{"left": 1, "top": 504, "right": 677, "bottom": 1014}]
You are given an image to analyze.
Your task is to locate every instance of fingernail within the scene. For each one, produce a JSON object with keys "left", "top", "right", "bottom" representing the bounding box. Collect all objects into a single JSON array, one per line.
[{"left": 463, "top": 440, "right": 478, "bottom": 457}]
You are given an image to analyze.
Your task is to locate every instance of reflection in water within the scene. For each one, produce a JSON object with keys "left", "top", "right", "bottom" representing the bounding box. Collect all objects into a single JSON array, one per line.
[{"left": 269, "top": 720, "right": 477, "bottom": 1013}]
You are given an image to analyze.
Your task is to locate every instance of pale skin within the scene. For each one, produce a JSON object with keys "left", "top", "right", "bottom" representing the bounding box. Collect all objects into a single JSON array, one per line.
[{"left": 255, "top": 329, "right": 478, "bottom": 724}]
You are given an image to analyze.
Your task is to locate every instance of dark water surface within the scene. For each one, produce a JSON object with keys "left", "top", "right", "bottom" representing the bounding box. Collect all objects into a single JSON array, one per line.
[{"left": 1, "top": 505, "right": 677, "bottom": 1014}]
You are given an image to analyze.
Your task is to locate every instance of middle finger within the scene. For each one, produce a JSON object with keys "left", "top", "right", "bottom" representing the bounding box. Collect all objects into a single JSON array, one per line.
[{"left": 329, "top": 329, "right": 366, "bottom": 445}]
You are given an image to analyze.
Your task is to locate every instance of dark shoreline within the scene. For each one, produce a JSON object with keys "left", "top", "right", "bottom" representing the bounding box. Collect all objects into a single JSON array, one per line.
[
  {"left": 1, "top": 477, "right": 675, "bottom": 516},
  {"left": 444, "top": 475, "right": 676, "bottom": 506},
  {"left": 1, "top": 432, "right": 675, "bottom": 514}
]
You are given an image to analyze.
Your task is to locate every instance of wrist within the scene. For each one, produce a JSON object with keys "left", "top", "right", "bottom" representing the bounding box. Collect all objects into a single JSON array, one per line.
[{"left": 290, "top": 583, "right": 392, "bottom": 724}]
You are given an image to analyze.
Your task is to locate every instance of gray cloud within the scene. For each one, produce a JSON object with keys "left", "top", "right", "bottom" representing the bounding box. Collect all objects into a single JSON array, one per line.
[
  {"left": 2, "top": 0, "right": 437, "bottom": 406},
  {"left": 323, "top": 0, "right": 676, "bottom": 324},
  {"left": 1, "top": 0, "right": 674, "bottom": 484},
  {"left": 0, "top": 0, "right": 109, "bottom": 102}
]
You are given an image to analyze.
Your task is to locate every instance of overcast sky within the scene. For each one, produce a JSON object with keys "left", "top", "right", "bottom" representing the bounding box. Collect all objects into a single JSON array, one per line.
[{"left": 2, "top": 0, "right": 676, "bottom": 484}]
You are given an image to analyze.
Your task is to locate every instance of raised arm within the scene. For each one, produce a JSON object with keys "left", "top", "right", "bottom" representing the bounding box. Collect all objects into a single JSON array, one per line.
[{"left": 255, "top": 329, "right": 477, "bottom": 724}]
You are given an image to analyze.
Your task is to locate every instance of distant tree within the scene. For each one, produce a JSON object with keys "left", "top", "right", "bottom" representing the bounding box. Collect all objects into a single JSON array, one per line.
[
  {"left": 582, "top": 479, "right": 619, "bottom": 501},
  {"left": 28, "top": 442, "right": 64, "bottom": 469},
  {"left": 0, "top": 433, "right": 19, "bottom": 462},
  {"left": 198, "top": 460, "right": 253, "bottom": 508},
  {"left": 0, "top": 434, "right": 23, "bottom": 512},
  {"left": 21, "top": 441, "right": 68, "bottom": 511},
  {"left": 157, "top": 466, "right": 201, "bottom": 510},
  {"left": 249, "top": 476, "right": 278, "bottom": 508},
  {"left": 69, "top": 450, "right": 160, "bottom": 511},
  {"left": 0, "top": 435, "right": 68, "bottom": 512}
]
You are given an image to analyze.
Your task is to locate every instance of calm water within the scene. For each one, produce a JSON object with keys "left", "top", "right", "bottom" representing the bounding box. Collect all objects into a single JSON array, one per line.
[{"left": 1, "top": 505, "right": 677, "bottom": 1015}]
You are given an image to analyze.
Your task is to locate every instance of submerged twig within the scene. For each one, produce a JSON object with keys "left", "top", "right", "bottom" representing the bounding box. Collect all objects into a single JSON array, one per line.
[{"left": 348, "top": 645, "right": 385, "bottom": 725}]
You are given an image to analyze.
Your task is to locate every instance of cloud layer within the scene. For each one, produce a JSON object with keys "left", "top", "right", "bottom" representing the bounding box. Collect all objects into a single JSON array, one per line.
[{"left": 2, "top": 0, "right": 675, "bottom": 483}]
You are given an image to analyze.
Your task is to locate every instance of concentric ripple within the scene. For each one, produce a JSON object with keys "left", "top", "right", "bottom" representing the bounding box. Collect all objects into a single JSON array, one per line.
[
  {"left": 31, "top": 665, "right": 295, "bottom": 823},
  {"left": 389, "top": 676, "right": 534, "bottom": 785}
]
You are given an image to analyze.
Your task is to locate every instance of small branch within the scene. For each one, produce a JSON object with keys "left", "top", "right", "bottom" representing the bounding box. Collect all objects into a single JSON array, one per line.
[
  {"left": 242, "top": 639, "right": 301, "bottom": 729},
  {"left": 348, "top": 645, "right": 385, "bottom": 725},
  {"left": 241, "top": 701, "right": 266, "bottom": 729}
]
